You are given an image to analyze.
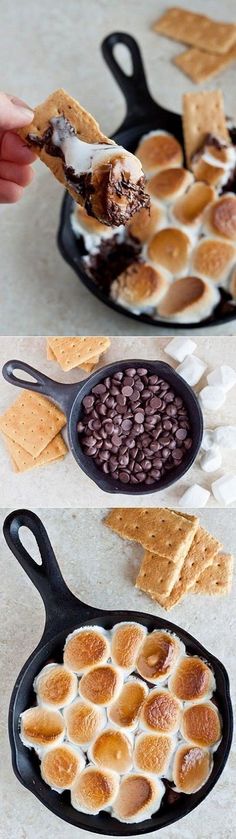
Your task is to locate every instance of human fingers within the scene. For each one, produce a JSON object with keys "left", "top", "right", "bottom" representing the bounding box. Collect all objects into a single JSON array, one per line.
[
  {"left": 0, "top": 92, "right": 34, "bottom": 130},
  {"left": 0, "top": 131, "right": 36, "bottom": 164}
]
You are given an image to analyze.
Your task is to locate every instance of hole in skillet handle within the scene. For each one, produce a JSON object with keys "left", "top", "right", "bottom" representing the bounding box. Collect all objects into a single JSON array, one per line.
[
  {"left": 67, "top": 358, "right": 203, "bottom": 495},
  {"left": 9, "top": 603, "right": 233, "bottom": 835},
  {"left": 57, "top": 32, "right": 236, "bottom": 330}
]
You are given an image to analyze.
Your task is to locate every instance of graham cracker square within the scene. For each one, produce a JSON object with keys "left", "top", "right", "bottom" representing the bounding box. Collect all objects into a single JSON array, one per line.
[
  {"left": 4, "top": 432, "right": 68, "bottom": 472},
  {"left": 192, "top": 553, "right": 234, "bottom": 595},
  {"left": 47, "top": 336, "right": 110, "bottom": 372},
  {"left": 0, "top": 391, "right": 66, "bottom": 457},
  {"left": 104, "top": 508, "right": 198, "bottom": 564}
]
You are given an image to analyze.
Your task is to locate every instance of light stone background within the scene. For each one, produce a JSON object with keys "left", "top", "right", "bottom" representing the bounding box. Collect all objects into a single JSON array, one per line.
[
  {"left": 0, "top": 335, "right": 236, "bottom": 507},
  {"left": 0, "top": 0, "right": 236, "bottom": 336},
  {"left": 1, "top": 507, "right": 235, "bottom": 839}
]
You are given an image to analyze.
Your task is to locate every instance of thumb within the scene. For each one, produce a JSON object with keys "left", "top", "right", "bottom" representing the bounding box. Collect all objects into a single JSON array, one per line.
[{"left": 0, "top": 93, "right": 34, "bottom": 130}]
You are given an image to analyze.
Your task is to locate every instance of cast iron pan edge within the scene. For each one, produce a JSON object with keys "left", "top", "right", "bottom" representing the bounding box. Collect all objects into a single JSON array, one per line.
[
  {"left": 57, "top": 32, "right": 236, "bottom": 330},
  {"left": 4, "top": 509, "right": 233, "bottom": 835}
]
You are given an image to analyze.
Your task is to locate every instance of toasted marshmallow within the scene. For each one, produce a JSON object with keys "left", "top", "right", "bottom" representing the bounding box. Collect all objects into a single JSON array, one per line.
[
  {"left": 40, "top": 743, "right": 85, "bottom": 792},
  {"left": 89, "top": 728, "right": 133, "bottom": 773},
  {"left": 136, "top": 630, "right": 184, "bottom": 684},
  {"left": 204, "top": 194, "right": 236, "bottom": 241},
  {"left": 64, "top": 698, "right": 106, "bottom": 747},
  {"left": 136, "top": 130, "right": 183, "bottom": 176},
  {"left": 111, "top": 622, "right": 147, "bottom": 673},
  {"left": 111, "top": 262, "right": 169, "bottom": 313},
  {"left": 128, "top": 202, "right": 166, "bottom": 243},
  {"left": 191, "top": 238, "right": 236, "bottom": 284},
  {"left": 148, "top": 227, "right": 191, "bottom": 276},
  {"left": 71, "top": 204, "right": 118, "bottom": 250},
  {"left": 230, "top": 265, "right": 236, "bottom": 297},
  {"left": 34, "top": 663, "right": 77, "bottom": 709},
  {"left": 140, "top": 689, "right": 182, "bottom": 734},
  {"left": 169, "top": 656, "right": 215, "bottom": 703},
  {"left": 71, "top": 765, "right": 119, "bottom": 814},
  {"left": 79, "top": 664, "right": 123, "bottom": 706},
  {"left": 112, "top": 772, "right": 164, "bottom": 823},
  {"left": 172, "top": 182, "right": 215, "bottom": 228},
  {"left": 108, "top": 678, "right": 148, "bottom": 731},
  {"left": 134, "top": 732, "right": 175, "bottom": 776},
  {"left": 20, "top": 707, "right": 65, "bottom": 753},
  {"left": 157, "top": 276, "right": 220, "bottom": 323},
  {"left": 63, "top": 626, "right": 110, "bottom": 675},
  {"left": 148, "top": 167, "right": 193, "bottom": 203},
  {"left": 172, "top": 744, "right": 212, "bottom": 794},
  {"left": 181, "top": 702, "right": 221, "bottom": 749}
]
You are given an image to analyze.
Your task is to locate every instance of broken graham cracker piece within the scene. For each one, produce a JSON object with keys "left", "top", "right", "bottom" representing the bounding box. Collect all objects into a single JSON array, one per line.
[
  {"left": 153, "top": 8, "right": 236, "bottom": 55},
  {"left": 175, "top": 44, "right": 236, "bottom": 85},
  {"left": 104, "top": 508, "right": 198, "bottom": 564},
  {"left": 136, "top": 552, "right": 184, "bottom": 598},
  {"left": 18, "top": 88, "right": 149, "bottom": 226},
  {"left": 0, "top": 391, "right": 66, "bottom": 457},
  {"left": 46, "top": 336, "right": 110, "bottom": 372},
  {"left": 3, "top": 432, "right": 67, "bottom": 473},
  {"left": 47, "top": 342, "right": 99, "bottom": 371},
  {"left": 191, "top": 553, "right": 234, "bottom": 595},
  {"left": 183, "top": 90, "right": 230, "bottom": 166},
  {"left": 154, "top": 528, "right": 222, "bottom": 610}
]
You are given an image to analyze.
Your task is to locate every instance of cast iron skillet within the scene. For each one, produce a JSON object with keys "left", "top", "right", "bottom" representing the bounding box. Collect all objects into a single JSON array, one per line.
[
  {"left": 2, "top": 358, "right": 203, "bottom": 494},
  {"left": 57, "top": 31, "right": 236, "bottom": 330},
  {"left": 4, "top": 509, "right": 233, "bottom": 835}
]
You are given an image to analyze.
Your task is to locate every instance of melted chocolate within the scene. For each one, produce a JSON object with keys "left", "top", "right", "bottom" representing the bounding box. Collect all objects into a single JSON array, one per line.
[{"left": 86, "top": 234, "right": 142, "bottom": 294}]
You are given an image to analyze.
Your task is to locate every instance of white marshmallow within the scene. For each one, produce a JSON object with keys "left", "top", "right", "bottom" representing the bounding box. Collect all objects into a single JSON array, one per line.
[
  {"left": 179, "top": 484, "right": 210, "bottom": 507},
  {"left": 199, "top": 386, "right": 226, "bottom": 411},
  {"left": 164, "top": 337, "right": 197, "bottom": 363},
  {"left": 200, "top": 446, "right": 222, "bottom": 473},
  {"left": 176, "top": 356, "right": 207, "bottom": 387},
  {"left": 211, "top": 474, "right": 236, "bottom": 506},
  {"left": 214, "top": 426, "right": 236, "bottom": 449},
  {"left": 207, "top": 365, "right": 236, "bottom": 393},
  {"left": 201, "top": 429, "right": 215, "bottom": 451}
]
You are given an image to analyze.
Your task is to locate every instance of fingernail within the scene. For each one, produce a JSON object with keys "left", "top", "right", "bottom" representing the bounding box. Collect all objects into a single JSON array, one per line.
[{"left": 10, "top": 96, "right": 34, "bottom": 117}]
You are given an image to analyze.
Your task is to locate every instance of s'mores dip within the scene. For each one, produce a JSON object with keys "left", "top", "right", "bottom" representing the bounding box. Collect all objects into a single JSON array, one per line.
[
  {"left": 69, "top": 91, "right": 236, "bottom": 325},
  {"left": 19, "top": 620, "right": 222, "bottom": 823}
]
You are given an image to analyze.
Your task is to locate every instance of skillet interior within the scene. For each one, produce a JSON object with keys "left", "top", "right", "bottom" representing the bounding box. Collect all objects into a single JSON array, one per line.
[{"left": 57, "top": 32, "right": 236, "bottom": 330}]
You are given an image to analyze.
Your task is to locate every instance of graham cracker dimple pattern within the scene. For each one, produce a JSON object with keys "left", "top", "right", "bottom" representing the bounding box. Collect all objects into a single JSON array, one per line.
[
  {"left": 175, "top": 45, "right": 236, "bottom": 84},
  {"left": 47, "top": 343, "right": 100, "bottom": 371},
  {"left": 136, "top": 551, "right": 184, "bottom": 597},
  {"left": 153, "top": 8, "right": 236, "bottom": 55},
  {"left": 154, "top": 528, "right": 222, "bottom": 610},
  {"left": 47, "top": 337, "right": 110, "bottom": 371},
  {"left": 183, "top": 90, "right": 230, "bottom": 166},
  {"left": 192, "top": 553, "right": 234, "bottom": 595},
  {"left": 4, "top": 432, "right": 67, "bottom": 473},
  {"left": 0, "top": 391, "right": 66, "bottom": 457},
  {"left": 104, "top": 508, "right": 198, "bottom": 563}
]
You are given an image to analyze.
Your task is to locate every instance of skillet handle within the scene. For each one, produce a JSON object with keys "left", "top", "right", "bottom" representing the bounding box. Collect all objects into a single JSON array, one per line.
[
  {"left": 3, "top": 509, "right": 100, "bottom": 641},
  {"left": 102, "top": 32, "right": 157, "bottom": 127},
  {"left": 2, "top": 359, "right": 79, "bottom": 415}
]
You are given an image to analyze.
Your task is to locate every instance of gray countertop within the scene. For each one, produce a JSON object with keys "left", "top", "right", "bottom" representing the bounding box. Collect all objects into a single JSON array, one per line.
[
  {"left": 1, "top": 507, "right": 235, "bottom": 839},
  {"left": 1, "top": 0, "right": 236, "bottom": 335}
]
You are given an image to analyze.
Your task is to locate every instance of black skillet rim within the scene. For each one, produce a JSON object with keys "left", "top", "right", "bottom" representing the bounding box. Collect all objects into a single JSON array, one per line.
[{"left": 9, "top": 609, "right": 233, "bottom": 835}]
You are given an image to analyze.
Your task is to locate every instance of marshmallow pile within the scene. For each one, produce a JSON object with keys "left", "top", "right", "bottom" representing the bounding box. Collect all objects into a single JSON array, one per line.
[{"left": 165, "top": 338, "right": 236, "bottom": 506}]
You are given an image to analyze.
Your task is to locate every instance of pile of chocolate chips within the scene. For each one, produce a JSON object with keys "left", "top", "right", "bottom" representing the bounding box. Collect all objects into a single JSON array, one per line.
[{"left": 78, "top": 367, "right": 193, "bottom": 486}]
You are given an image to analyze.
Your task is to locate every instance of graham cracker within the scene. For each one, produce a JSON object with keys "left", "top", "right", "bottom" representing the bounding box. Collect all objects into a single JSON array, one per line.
[
  {"left": 154, "top": 528, "right": 222, "bottom": 610},
  {"left": 183, "top": 90, "right": 230, "bottom": 165},
  {"left": 175, "top": 44, "right": 236, "bottom": 84},
  {"left": 47, "top": 341, "right": 100, "bottom": 372},
  {"left": 47, "top": 336, "right": 110, "bottom": 372},
  {"left": 153, "top": 8, "right": 236, "bottom": 55},
  {"left": 192, "top": 553, "right": 234, "bottom": 595},
  {"left": 0, "top": 391, "right": 66, "bottom": 457},
  {"left": 3, "top": 432, "right": 67, "bottom": 473},
  {"left": 136, "top": 551, "right": 184, "bottom": 598},
  {"left": 18, "top": 88, "right": 112, "bottom": 206},
  {"left": 104, "top": 508, "right": 198, "bottom": 564}
]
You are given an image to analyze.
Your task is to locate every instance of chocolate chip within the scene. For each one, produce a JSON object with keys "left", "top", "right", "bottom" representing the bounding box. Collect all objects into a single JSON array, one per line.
[{"left": 78, "top": 366, "right": 193, "bottom": 487}]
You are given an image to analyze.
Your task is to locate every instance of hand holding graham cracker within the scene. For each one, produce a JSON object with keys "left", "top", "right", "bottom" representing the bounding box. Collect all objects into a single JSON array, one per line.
[
  {"left": 18, "top": 89, "right": 150, "bottom": 226},
  {"left": 104, "top": 508, "right": 234, "bottom": 609}
]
